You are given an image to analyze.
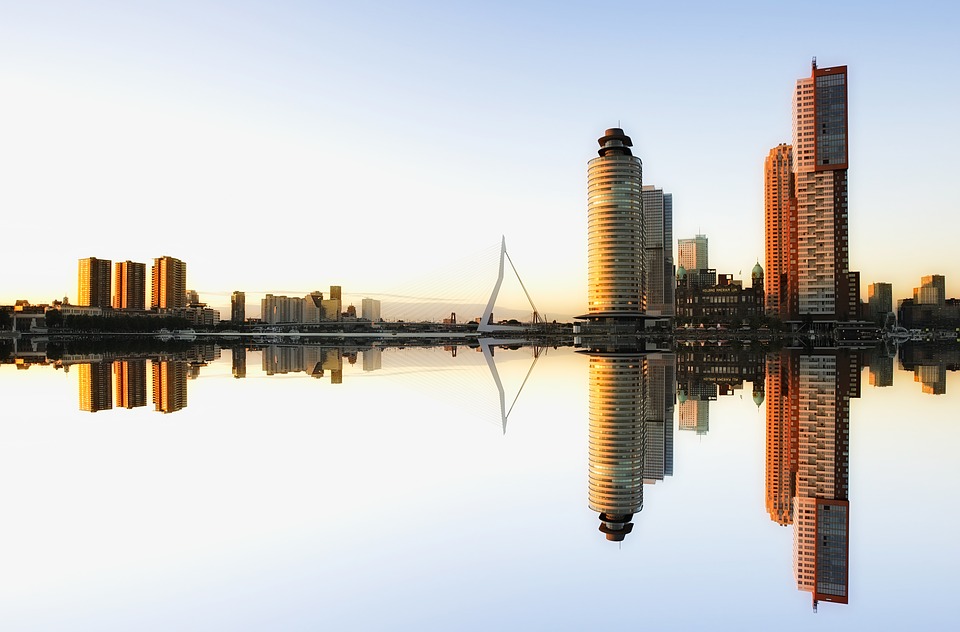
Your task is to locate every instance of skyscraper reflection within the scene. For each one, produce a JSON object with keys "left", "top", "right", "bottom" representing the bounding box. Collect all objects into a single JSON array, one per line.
[
  {"left": 152, "top": 360, "right": 188, "bottom": 414},
  {"left": 767, "top": 348, "right": 858, "bottom": 609},
  {"left": 114, "top": 359, "right": 147, "bottom": 409},
  {"left": 78, "top": 362, "right": 113, "bottom": 412},
  {"left": 585, "top": 348, "right": 647, "bottom": 542}
]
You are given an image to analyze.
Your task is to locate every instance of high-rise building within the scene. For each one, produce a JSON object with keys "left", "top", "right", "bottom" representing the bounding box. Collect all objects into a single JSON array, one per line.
[
  {"left": 585, "top": 128, "right": 645, "bottom": 320},
  {"left": 151, "top": 256, "right": 187, "bottom": 310},
  {"left": 677, "top": 234, "right": 708, "bottom": 272},
  {"left": 792, "top": 61, "right": 857, "bottom": 321},
  {"left": 114, "top": 359, "right": 147, "bottom": 408},
  {"left": 913, "top": 275, "right": 945, "bottom": 306},
  {"left": 642, "top": 186, "right": 674, "bottom": 317},
  {"left": 361, "top": 297, "right": 381, "bottom": 322},
  {"left": 764, "top": 144, "right": 798, "bottom": 319},
  {"left": 185, "top": 289, "right": 200, "bottom": 305},
  {"left": 867, "top": 283, "right": 893, "bottom": 325},
  {"left": 231, "top": 291, "right": 245, "bottom": 323},
  {"left": 78, "top": 257, "right": 112, "bottom": 308},
  {"left": 113, "top": 261, "right": 146, "bottom": 310},
  {"left": 765, "top": 351, "right": 799, "bottom": 526},
  {"left": 78, "top": 362, "right": 113, "bottom": 412},
  {"left": 644, "top": 353, "right": 676, "bottom": 482}
]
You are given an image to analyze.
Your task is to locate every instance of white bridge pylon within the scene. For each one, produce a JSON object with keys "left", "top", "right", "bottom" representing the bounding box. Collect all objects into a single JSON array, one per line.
[{"left": 477, "top": 236, "right": 541, "bottom": 333}]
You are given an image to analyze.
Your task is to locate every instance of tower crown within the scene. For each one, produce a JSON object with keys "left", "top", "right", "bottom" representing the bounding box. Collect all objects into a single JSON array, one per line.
[{"left": 597, "top": 128, "right": 634, "bottom": 157}]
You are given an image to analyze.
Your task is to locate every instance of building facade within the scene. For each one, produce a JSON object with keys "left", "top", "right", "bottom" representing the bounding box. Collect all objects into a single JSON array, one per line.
[
  {"left": 78, "top": 257, "right": 112, "bottom": 308},
  {"left": 914, "top": 275, "right": 945, "bottom": 306},
  {"left": 764, "top": 144, "right": 798, "bottom": 319},
  {"left": 113, "top": 260, "right": 146, "bottom": 310},
  {"left": 677, "top": 234, "right": 708, "bottom": 271},
  {"left": 792, "top": 62, "right": 858, "bottom": 321},
  {"left": 585, "top": 128, "right": 645, "bottom": 320},
  {"left": 231, "top": 291, "right": 245, "bottom": 323},
  {"left": 361, "top": 297, "right": 382, "bottom": 322},
  {"left": 642, "top": 185, "right": 674, "bottom": 317},
  {"left": 151, "top": 256, "right": 187, "bottom": 310},
  {"left": 866, "top": 283, "right": 892, "bottom": 326},
  {"left": 675, "top": 266, "right": 765, "bottom": 324}
]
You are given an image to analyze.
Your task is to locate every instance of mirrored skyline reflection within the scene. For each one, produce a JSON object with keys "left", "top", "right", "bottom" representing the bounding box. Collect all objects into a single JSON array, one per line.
[{"left": 0, "top": 341, "right": 959, "bottom": 629}]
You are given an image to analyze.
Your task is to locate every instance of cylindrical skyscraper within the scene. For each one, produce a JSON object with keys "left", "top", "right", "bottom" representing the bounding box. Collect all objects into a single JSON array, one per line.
[{"left": 586, "top": 128, "right": 645, "bottom": 319}]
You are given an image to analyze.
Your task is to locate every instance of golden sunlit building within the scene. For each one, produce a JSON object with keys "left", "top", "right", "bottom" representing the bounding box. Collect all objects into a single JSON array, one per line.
[
  {"left": 78, "top": 257, "right": 112, "bottom": 308},
  {"left": 78, "top": 362, "right": 113, "bottom": 412},
  {"left": 113, "top": 260, "right": 146, "bottom": 310},
  {"left": 585, "top": 128, "right": 645, "bottom": 320},
  {"left": 764, "top": 144, "right": 797, "bottom": 319},
  {"left": 151, "top": 256, "right": 187, "bottom": 310}
]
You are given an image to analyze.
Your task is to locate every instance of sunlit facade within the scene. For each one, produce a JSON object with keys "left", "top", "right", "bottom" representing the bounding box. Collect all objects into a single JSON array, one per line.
[
  {"left": 642, "top": 185, "right": 674, "bottom": 317},
  {"left": 587, "top": 351, "right": 646, "bottom": 541},
  {"left": 151, "top": 256, "right": 187, "bottom": 310},
  {"left": 586, "top": 128, "right": 645, "bottom": 318},
  {"left": 78, "top": 257, "right": 112, "bottom": 308},
  {"left": 764, "top": 144, "right": 797, "bottom": 319},
  {"left": 113, "top": 260, "right": 146, "bottom": 310},
  {"left": 765, "top": 351, "right": 798, "bottom": 525},
  {"left": 793, "top": 62, "right": 857, "bottom": 320}
]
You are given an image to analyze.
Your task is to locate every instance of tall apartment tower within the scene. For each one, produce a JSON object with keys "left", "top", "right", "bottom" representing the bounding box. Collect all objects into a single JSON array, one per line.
[
  {"left": 867, "top": 282, "right": 893, "bottom": 325},
  {"left": 152, "top": 360, "right": 188, "bottom": 413},
  {"left": 151, "top": 256, "right": 187, "bottom": 309},
  {"left": 231, "top": 291, "right": 245, "bottom": 323},
  {"left": 114, "top": 359, "right": 147, "bottom": 408},
  {"left": 913, "top": 275, "right": 945, "bottom": 306},
  {"left": 586, "top": 128, "right": 645, "bottom": 319},
  {"left": 793, "top": 61, "right": 857, "bottom": 320},
  {"left": 78, "top": 362, "right": 113, "bottom": 412},
  {"left": 78, "top": 257, "right": 112, "bottom": 308},
  {"left": 764, "top": 144, "right": 798, "bottom": 319},
  {"left": 642, "top": 185, "right": 675, "bottom": 317},
  {"left": 113, "top": 261, "right": 146, "bottom": 310}
]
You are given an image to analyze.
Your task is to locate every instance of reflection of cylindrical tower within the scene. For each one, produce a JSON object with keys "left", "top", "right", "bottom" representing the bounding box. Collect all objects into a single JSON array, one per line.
[
  {"left": 587, "top": 128, "right": 645, "bottom": 317},
  {"left": 588, "top": 353, "right": 646, "bottom": 541}
]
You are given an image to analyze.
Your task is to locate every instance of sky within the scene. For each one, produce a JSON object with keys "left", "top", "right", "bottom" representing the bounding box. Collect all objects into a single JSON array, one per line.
[{"left": 2, "top": 1, "right": 958, "bottom": 320}]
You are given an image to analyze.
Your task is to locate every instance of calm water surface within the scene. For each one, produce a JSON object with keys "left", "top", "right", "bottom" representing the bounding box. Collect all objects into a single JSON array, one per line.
[{"left": 0, "top": 341, "right": 957, "bottom": 631}]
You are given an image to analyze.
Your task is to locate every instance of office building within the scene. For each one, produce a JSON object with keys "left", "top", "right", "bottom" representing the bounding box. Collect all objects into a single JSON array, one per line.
[
  {"left": 151, "top": 256, "right": 187, "bottom": 310},
  {"left": 642, "top": 186, "right": 674, "bottom": 317},
  {"left": 867, "top": 283, "right": 893, "bottom": 326},
  {"left": 362, "top": 298, "right": 382, "bottom": 322},
  {"left": 764, "top": 144, "right": 798, "bottom": 319},
  {"left": 185, "top": 289, "right": 200, "bottom": 305},
  {"left": 677, "top": 234, "right": 708, "bottom": 271},
  {"left": 78, "top": 257, "right": 112, "bottom": 308},
  {"left": 231, "top": 291, "right": 245, "bottom": 323},
  {"left": 913, "top": 275, "right": 945, "bottom": 306},
  {"left": 113, "top": 261, "right": 146, "bottom": 310},
  {"left": 792, "top": 61, "right": 858, "bottom": 320},
  {"left": 585, "top": 128, "right": 645, "bottom": 320},
  {"left": 232, "top": 347, "right": 246, "bottom": 378}
]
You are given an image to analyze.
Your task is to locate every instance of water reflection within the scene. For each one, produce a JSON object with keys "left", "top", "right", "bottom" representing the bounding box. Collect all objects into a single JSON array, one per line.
[{"left": 1, "top": 337, "right": 959, "bottom": 622}]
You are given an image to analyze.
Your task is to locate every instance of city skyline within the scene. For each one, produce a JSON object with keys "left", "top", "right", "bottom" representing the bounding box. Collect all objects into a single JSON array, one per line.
[{"left": 2, "top": 3, "right": 958, "bottom": 319}]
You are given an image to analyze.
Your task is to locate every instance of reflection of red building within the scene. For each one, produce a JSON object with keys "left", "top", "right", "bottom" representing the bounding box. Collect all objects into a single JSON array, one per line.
[
  {"left": 765, "top": 352, "right": 798, "bottom": 525},
  {"left": 792, "top": 351, "right": 858, "bottom": 608},
  {"left": 767, "top": 349, "right": 858, "bottom": 608}
]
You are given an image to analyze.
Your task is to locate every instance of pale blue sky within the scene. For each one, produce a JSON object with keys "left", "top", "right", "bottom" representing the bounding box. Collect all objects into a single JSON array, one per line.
[{"left": 2, "top": 1, "right": 958, "bottom": 319}]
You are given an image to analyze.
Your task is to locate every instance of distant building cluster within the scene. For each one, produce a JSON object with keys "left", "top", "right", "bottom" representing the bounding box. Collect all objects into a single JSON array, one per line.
[
  {"left": 259, "top": 286, "right": 380, "bottom": 325},
  {"left": 898, "top": 274, "right": 959, "bottom": 329}
]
